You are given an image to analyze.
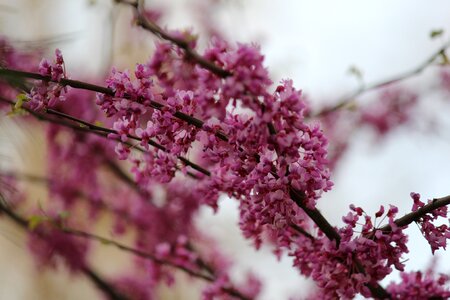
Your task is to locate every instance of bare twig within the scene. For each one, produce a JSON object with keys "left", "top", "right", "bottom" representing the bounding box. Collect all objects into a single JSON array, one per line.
[
  {"left": 115, "top": 0, "right": 231, "bottom": 78},
  {"left": 314, "top": 39, "right": 450, "bottom": 117},
  {"left": 0, "top": 197, "right": 130, "bottom": 300}
]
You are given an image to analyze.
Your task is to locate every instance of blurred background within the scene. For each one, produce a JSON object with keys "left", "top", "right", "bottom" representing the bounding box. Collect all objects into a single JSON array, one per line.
[{"left": 1, "top": 0, "right": 450, "bottom": 299}]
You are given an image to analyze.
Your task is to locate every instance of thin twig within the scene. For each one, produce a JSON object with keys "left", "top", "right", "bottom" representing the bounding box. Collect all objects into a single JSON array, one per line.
[
  {"left": 44, "top": 108, "right": 210, "bottom": 176},
  {"left": 82, "top": 267, "right": 130, "bottom": 300},
  {"left": 66, "top": 227, "right": 252, "bottom": 300},
  {"left": 0, "top": 197, "right": 130, "bottom": 300},
  {"left": 375, "top": 195, "right": 450, "bottom": 235},
  {"left": 0, "top": 68, "right": 229, "bottom": 143},
  {"left": 0, "top": 199, "right": 251, "bottom": 300},
  {"left": 0, "top": 97, "right": 201, "bottom": 180},
  {"left": 114, "top": 0, "right": 231, "bottom": 78},
  {"left": 0, "top": 94, "right": 209, "bottom": 176},
  {"left": 2, "top": 171, "right": 243, "bottom": 297},
  {"left": 314, "top": 39, "right": 450, "bottom": 117}
]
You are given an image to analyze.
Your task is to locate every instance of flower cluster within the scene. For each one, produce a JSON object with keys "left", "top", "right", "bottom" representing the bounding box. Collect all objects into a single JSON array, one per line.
[
  {"left": 154, "top": 235, "right": 198, "bottom": 270},
  {"left": 93, "top": 41, "right": 333, "bottom": 254},
  {"left": 200, "top": 252, "right": 261, "bottom": 300},
  {"left": 291, "top": 204, "right": 408, "bottom": 299},
  {"left": 27, "top": 214, "right": 89, "bottom": 272},
  {"left": 410, "top": 192, "right": 450, "bottom": 254},
  {"left": 359, "top": 87, "right": 418, "bottom": 136},
  {"left": 32, "top": 95, "right": 255, "bottom": 298},
  {"left": 317, "top": 85, "right": 419, "bottom": 171},
  {"left": 387, "top": 270, "right": 450, "bottom": 299},
  {"left": 27, "top": 49, "right": 68, "bottom": 111}
]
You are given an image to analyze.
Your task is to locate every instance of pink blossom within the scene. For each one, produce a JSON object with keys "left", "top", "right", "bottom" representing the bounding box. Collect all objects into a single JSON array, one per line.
[
  {"left": 387, "top": 271, "right": 450, "bottom": 299},
  {"left": 27, "top": 217, "right": 89, "bottom": 272},
  {"left": 27, "top": 49, "right": 68, "bottom": 111},
  {"left": 410, "top": 192, "right": 450, "bottom": 254},
  {"left": 359, "top": 87, "right": 418, "bottom": 136}
]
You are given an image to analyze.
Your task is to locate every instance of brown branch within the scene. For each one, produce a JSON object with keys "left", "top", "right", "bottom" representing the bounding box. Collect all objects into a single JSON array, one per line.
[
  {"left": 0, "top": 95, "right": 209, "bottom": 177},
  {"left": 376, "top": 195, "right": 450, "bottom": 235},
  {"left": 314, "top": 39, "right": 450, "bottom": 117},
  {"left": 0, "top": 68, "right": 229, "bottom": 143},
  {"left": 290, "top": 223, "right": 315, "bottom": 241},
  {"left": 1, "top": 98, "right": 202, "bottom": 183},
  {"left": 0, "top": 73, "right": 389, "bottom": 297},
  {"left": 0, "top": 197, "right": 251, "bottom": 300},
  {"left": 289, "top": 188, "right": 341, "bottom": 243},
  {"left": 103, "top": 159, "right": 143, "bottom": 194},
  {"left": 0, "top": 96, "right": 124, "bottom": 143},
  {"left": 62, "top": 227, "right": 214, "bottom": 281},
  {"left": 289, "top": 188, "right": 390, "bottom": 299},
  {"left": 66, "top": 229, "right": 252, "bottom": 300},
  {"left": 44, "top": 108, "right": 210, "bottom": 176},
  {"left": 81, "top": 267, "right": 130, "bottom": 300},
  {"left": 0, "top": 196, "right": 130, "bottom": 300},
  {"left": 114, "top": 0, "right": 232, "bottom": 78}
]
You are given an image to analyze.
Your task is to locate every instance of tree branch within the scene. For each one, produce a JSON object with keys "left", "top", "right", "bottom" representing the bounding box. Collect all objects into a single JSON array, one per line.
[
  {"left": 0, "top": 68, "right": 229, "bottom": 143},
  {"left": 0, "top": 198, "right": 251, "bottom": 300},
  {"left": 81, "top": 267, "right": 130, "bottom": 300},
  {"left": 0, "top": 72, "right": 389, "bottom": 297},
  {"left": 377, "top": 195, "right": 450, "bottom": 234},
  {"left": 288, "top": 188, "right": 391, "bottom": 299},
  {"left": 314, "top": 39, "right": 450, "bottom": 117},
  {"left": 0, "top": 95, "right": 208, "bottom": 178},
  {"left": 0, "top": 195, "right": 130, "bottom": 300},
  {"left": 114, "top": 0, "right": 232, "bottom": 78},
  {"left": 44, "top": 108, "right": 211, "bottom": 176}
]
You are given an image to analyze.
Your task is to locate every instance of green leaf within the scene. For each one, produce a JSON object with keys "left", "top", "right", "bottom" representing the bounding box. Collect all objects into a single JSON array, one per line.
[
  {"left": 430, "top": 29, "right": 444, "bottom": 39},
  {"left": 7, "top": 93, "right": 30, "bottom": 117},
  {"left": 28, "top": 215, "right": 48, "bottom": 230},
  {"left": 348, "top": 65, "right": 363, "bottom": 80},
  {"left": 15, "top": 93, "right": 29, "bottom": 105}
]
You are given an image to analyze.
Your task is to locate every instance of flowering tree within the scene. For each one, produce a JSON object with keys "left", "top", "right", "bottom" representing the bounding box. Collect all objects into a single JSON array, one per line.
[{"left": 1, "top": 1, "right": 450, "bottom": 299}]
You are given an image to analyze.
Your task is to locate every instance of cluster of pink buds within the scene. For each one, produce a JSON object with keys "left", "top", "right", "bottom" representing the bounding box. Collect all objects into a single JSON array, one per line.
[{"left": 27, "top": 49, "right": 67, "bottom": 111}]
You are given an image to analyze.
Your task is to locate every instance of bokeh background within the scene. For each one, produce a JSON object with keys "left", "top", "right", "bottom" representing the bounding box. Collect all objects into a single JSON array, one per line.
[{"left": 1, "top": 0, "right": 450, "bottom": 299}]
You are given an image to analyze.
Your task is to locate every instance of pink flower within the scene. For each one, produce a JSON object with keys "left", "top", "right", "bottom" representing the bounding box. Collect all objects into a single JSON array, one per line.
[
  {"left": 410, "top": 193, "right": 450, "bottom": 254},
  {"left": 27, "top": 217, "right": 89, "bottom": 272},
  {"left": 28, "top": 49, "right": 68, "bottom": 111},
  {"left": 387, "top": 271, "right": 450, "bottom": 299}
]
